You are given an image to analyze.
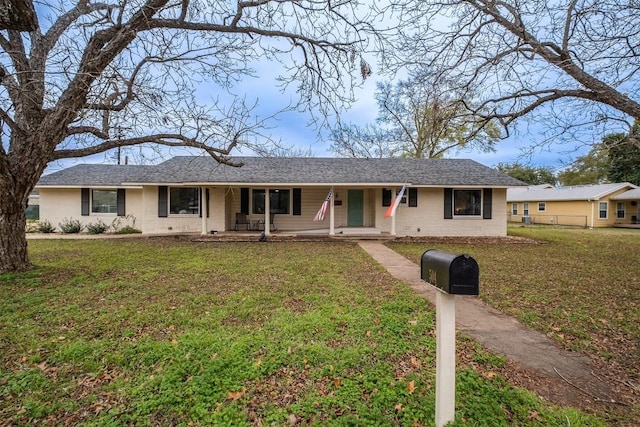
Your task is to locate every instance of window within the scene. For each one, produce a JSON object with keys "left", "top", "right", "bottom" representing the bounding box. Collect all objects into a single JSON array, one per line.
[
  {"left": 170, "top": 187, "right": 200, "bottom": 215},
  {"left": 511, "top": 203, "right": 518, "bottom": 215},
  {"left": 523, "top": 203, "right": 529, "bottom": 216},
  {"left": 400, "top": 190, "right": 408, "bottom": 206},
  {"left": 599, "top": 202, "right": 608, "bottom": 219},
  {"left": 454, "top": 189, "right": 481, "bottom": 216},
  {"left": 538, "top": 202, "right": 546, "bottom": 212},
  {"left": 252, "top": 189, "right": 291, "bottom": 214},
  {"left": 617, "top": 202, "right": 625, "bottom": 219},
  {"left": 92, "top": 190, "right": 117, "bottom": 213}
]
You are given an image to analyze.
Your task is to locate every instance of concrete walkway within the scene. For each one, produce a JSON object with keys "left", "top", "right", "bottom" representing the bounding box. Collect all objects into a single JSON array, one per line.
[{"left": 358, "top": 241, "right": 618, "bottom": 406}]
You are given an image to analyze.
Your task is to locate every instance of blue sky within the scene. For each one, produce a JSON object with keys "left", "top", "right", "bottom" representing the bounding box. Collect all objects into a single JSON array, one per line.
[
  {"left": 32, "top": 1, "right": 635, "bottom": 178},
  {"left": 44, "top": 64, "right": 593, "bottom": 176},
  {"left": 41, "top": 27, "right": 599, "bottom": 176},
  {"left": 207, "top": 67, "right": 593, "bottom": 169}
]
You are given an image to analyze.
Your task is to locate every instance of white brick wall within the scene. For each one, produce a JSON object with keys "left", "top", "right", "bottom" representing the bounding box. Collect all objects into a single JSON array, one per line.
[{"left": 39, "top": 186, "right": 508, "bottom": 236}]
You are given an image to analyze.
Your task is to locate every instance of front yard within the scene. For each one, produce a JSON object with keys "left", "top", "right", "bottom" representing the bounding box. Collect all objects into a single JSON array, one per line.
[
  {"left": 390, "top": 226, "right": 640, "bottom": 382},
  {"left": 1, "top": 228, "right": 637, "bottom": 425}
]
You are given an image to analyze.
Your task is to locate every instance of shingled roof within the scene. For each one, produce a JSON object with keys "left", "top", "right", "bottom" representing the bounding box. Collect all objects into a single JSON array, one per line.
[
  {"left": 38, "top": 156, "right": 526, "bottom": 187},
  {"left": 611, "top": 188, "right": 640, "bottom": 200},
  {"left": 37, "top": 164, "right": 154, "bottom": 187},
  {"left": 507, "top": 182, "right": 638, "bottom": 202}
]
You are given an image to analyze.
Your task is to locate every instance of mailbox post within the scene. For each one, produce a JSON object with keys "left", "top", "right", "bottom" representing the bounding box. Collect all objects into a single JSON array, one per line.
[{"left": 421, "top": 249, "right": 479, "bottom": 427}]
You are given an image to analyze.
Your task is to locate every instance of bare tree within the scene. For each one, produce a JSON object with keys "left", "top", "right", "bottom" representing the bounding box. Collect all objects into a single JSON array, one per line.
[
  {"left": 330, "top": 72, "right": 499, "bottom": 158},
  {"left": 0, "top": 0, "right": 374, "bottom": 272},
  {"left": 387, "top": 0, "right": 640, "bottom": 148},
  {"left": 329, "top": 122, "right": 402, "bottom": 158}
]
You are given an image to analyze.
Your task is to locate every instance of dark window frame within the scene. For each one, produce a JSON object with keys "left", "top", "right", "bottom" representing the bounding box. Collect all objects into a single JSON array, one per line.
[
  {"left": 252, "top": 189, "right": 291, "bottom": 215},
  {"left": 169, "top": 187, "right": 201, "bottom": 215},
  {"left": 453, "top": 189, "right": 482, "bottom": 216},
  {"left": 91, "top": 189, "right": 118, "bottom": 214}
]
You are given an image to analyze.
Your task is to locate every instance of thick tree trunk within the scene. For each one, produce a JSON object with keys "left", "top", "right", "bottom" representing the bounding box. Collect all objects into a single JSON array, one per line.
[{"left": 0, "top": 187, "right": 31, "bottom": 273}]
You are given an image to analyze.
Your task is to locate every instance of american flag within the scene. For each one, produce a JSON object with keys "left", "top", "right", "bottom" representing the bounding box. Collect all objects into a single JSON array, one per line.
[
  {"left": 313, "top": 188, "right": 333, "bottom": 221},
  {"left": 385, "top": 184, "right": 406, "bottom": 218}
]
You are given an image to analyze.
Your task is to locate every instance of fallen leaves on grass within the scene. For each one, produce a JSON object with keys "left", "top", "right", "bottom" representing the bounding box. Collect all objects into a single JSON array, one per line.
[{"left": 227, "top": 388, "right": 247, "bottom": 401}]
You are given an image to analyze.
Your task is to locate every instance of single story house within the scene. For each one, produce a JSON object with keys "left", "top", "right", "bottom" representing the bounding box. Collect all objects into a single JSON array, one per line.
[
  {"left": 507, "top": 182, "right": 640, "bottom": 228},
  {"left": 36, "top": 156, "right": 525, "bottom": 237}
]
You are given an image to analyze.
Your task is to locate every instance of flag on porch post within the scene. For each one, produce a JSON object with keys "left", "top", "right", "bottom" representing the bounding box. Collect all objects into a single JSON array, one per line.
[
  {"left": 313, "top": 188, "right": 333, "bottom": 221},
  {"left": 385, "top": 184, "right": 406, "bottom": 218}
]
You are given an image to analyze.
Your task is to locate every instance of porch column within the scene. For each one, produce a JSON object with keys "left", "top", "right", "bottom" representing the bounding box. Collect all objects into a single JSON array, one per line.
[
  {"left": 329, "top": 188, "right": 335, "bottom": 236},
  {"left": 264, "top": 187, "right": 271, "bottom": 235},
  {"left": 390, "top": 187, "right": 397, "bottom": 236},
  {"left": 201, "top": 186, "right": 208, "bottom": 235}
]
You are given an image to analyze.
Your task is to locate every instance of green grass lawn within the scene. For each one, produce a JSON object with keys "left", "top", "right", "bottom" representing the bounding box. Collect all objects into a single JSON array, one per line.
[
  {"left": 0, "top": 236, "right": 619, "bottom": 426},
  {"left": 389, "top": 225, "right": 640, "bottom": 382}
]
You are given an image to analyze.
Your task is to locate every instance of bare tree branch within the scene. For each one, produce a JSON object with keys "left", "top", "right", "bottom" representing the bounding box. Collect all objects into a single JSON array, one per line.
[
  {"left": 331, "top": 73, "right": 499, "bottom": 158},
  {"left": 52, "top": 133, "right": 238, "bottom": 161},
  {"left": 0, "top": 0, "right": 378, "bottom": 271},
  {"left": 387, "top": 0, "right": 640, "bottom": 145}
]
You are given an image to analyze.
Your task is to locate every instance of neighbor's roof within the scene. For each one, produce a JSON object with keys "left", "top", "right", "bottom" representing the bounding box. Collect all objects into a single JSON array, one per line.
[
  {"left": 37, "top": 156, "right": 526, "bottom": 188},
  {"left": 507, "top": 182, "right": 638, "bottom": 202},
  {"left": 611, "top": 188, "right": 640, "bottom": 200}
]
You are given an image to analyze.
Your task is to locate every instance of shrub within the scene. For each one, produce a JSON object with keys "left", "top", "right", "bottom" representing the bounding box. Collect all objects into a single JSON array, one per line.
[
  {"left": 111, "top": 214, "right": 141, "bottom": 234},
  {"left": 114, "top": 225, "right": 142, "bottom": 234},
  {"left": 86, "top": 220, "right": 109, "bottom": 234},
  {"left": 37, "top": 220, "right": 56, "bottom": 233},
  {"left": 59, "top": 218, "right": 83, "bottom": 234},
  {"left": 25, "top": 220, "right": 40, "bottom": 233}
]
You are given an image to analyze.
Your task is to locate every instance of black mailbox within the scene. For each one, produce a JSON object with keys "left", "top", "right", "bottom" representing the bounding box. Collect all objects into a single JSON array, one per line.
[{"left": 421, "top": 249, "right": 479, "bottom": 295}]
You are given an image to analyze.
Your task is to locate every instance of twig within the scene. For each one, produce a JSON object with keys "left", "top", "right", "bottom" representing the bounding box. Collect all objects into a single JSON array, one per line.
[
  {"left": 553, "top": 367, "right": 627, "bottom": 405},
  {"left": 624, "top": 380, "right": 640, "bottom": 394},
  {"left": 591, "top": 371, "right": 640, "bottom": 392},
  {"left": 594, "top": 370, "right": 640, "bottom": 394}
]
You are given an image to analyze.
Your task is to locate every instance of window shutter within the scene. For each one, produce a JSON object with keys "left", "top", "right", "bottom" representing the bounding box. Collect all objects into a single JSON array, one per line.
[
  {"left": 444, "top": 188, "right": 453, "bottom": 219},
  {"left": 293, "top": 188, "right": 302, "bottom": 215},
  {"left": 382, "top": 188, "right": 392, "bottom": 206},
  {"left": 158, "top": 186, "right": 168, "bottom": 217},
  {"left": 81, "top": 188, "right": 90, "bottom": 216},
  {"left": 199, "top": 188, "right": 203, "bottom": 218},
  {"left": 117, "top": 189, "right": 126, "bottom": 217},
  {"left": 206, "top": 188, "right": 210, "bottom": 218},
  {"left": 408, "top": 188, "right": 418, "bottom": 207},
  {"left": 483, "top": 188, "right": 492, "bottom": 219},
  {"left": 240, "top": 188, "right": 249, "bottom": 214}
]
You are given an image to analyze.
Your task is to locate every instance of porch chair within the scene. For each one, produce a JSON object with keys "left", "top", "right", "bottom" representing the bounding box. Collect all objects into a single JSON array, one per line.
[
  {"left": 256, "top": 213, "right": 277, "bottom": 231},
  {"left": 234, "top": 212, "right": 250, "bottom": 231}
]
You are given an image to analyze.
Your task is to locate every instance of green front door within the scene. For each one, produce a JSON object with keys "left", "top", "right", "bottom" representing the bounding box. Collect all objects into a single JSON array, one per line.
[{"left": 347, "top": 190, "right": 364, "bottom": 226}]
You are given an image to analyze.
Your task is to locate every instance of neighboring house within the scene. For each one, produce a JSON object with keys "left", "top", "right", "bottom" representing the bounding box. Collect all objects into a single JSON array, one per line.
[
  {"left": 507, "top": 182, "right": 640, "bottom": 228},
  {"left": 36, "top": 156, "right": 525, "bottom": 237}
]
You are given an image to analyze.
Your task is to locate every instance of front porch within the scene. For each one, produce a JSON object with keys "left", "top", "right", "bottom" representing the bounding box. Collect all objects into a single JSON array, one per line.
[
  {"left": 215, "top": 226, "right": 388, "bottom": 237},
  {"left": 295, "top": 226, "right": 386, "bottom": 237}
]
